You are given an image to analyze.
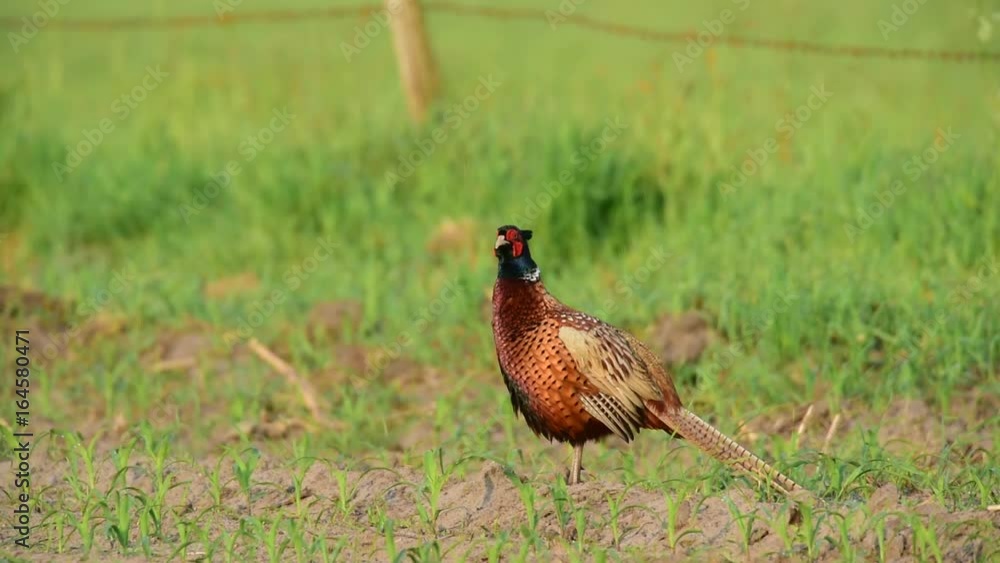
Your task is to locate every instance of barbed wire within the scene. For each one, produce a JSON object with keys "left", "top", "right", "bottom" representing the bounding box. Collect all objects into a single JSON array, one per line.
[
  {"left": 1, "top": 1, "right": 997, "bottom": 63},
  {"left": 0, "top": 5, "right": 372, "bottom": 31},
  {"left": 428, "top": 2, "right": 1000, "bottom": 63}
]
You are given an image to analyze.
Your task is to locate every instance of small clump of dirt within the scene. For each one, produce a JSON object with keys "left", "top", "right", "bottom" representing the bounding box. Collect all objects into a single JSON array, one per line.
[
  {"left": 0, "top": 285, "right": 130, "bottom": 368},
  {"left": 142, "top": 323, "right": 217, "bottom": 366},
  {"left": 331, "top": 342, "right": 370, "bottom": 376},
  {"left": 306, "top": 299, "right": 364, "bottom": 342},
  {"left": 202, "top": 272, "right": 260, "bottom": 300},
  {"left": 426, "top": 217, "right": 480, "bottom": 265},
  {"left": 647, "top": 310, "right": 717, "bottom": 365},
  {"left": 221, "top": 417, "right": 308, "bottom": 443},
  {"left": 0, "top": 285, "right": 75, "bottom": 327}
]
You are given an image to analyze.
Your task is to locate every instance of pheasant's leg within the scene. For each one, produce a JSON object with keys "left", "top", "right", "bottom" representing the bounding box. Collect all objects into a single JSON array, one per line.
[{"left": 568, "top": 443, "right": 585, "bottom": 485}]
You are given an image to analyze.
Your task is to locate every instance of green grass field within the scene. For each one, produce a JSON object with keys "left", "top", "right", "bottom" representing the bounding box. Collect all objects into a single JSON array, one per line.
[{"left": 0, "top": 0, "right": 998, "bottom": 560}]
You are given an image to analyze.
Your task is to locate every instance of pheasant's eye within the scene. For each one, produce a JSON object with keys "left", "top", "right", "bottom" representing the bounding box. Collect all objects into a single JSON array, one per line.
[{"left": 505, "top": 228, "right": 519, "bottom": 242}]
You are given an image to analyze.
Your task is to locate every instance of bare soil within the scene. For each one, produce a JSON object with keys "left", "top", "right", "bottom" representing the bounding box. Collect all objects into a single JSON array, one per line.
[{"left": 2, "top": 446, "right": 997, "bottom": 561}]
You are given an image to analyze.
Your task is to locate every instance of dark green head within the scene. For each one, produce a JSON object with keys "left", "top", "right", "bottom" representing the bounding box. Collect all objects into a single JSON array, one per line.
[{"left": 494, "top": 225, "right": 539, "bottom": 281}]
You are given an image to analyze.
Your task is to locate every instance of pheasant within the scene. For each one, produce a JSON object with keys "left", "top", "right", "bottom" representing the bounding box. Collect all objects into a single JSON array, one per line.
[{"left": 491, "top": 225, "right": 806, "bottom": 497}]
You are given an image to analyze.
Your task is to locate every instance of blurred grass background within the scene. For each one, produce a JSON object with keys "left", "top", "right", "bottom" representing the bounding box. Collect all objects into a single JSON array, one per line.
[{"left": 0, "top": 0, "right": 998, "bottom": 457}]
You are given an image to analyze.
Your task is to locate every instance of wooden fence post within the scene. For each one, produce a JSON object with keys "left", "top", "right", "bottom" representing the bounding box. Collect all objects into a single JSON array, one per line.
[{"left": 386, "top": 0, "right": 441, "bottom": 124}]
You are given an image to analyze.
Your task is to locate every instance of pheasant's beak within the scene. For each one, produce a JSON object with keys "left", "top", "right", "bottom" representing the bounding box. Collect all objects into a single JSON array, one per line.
[{"left": 495, "top": 235, "right": 510, "bottom": 250}]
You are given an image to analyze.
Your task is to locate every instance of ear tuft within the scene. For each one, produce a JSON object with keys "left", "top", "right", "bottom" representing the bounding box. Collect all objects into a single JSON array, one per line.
[{"left": 522, "top": 230, "right": 533, "bottom": 241}]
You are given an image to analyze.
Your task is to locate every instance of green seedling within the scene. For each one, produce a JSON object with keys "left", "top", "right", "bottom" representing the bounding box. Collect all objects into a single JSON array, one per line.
[
  {"left": 514, "top": 478, "right": 541, "bottom": 550},
  {"left": 412, "top": 448, "right": 452, "bottom": 536},
  {"left": 231, "top": 447, "right": 261, "bottom": 511},
  {"left": 548, "top": 478, "right": 573, "bottom": 538},
  {"left": 663, "top": 486, "right": 700, "bottom": 550},
  {"left": 725, "top": 498, "right": 758, "bottom": 558},
  {"left": 486, "top": 531, "right": 510, "bottom": 563},
  {"left": 105, "top": 489, "right": 133, "bottom": 552}
]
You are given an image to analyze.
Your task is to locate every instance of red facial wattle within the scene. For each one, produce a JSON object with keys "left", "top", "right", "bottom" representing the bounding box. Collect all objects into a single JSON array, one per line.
[{"left": 505, "top": 229, "right": 524, "bottom": 258}]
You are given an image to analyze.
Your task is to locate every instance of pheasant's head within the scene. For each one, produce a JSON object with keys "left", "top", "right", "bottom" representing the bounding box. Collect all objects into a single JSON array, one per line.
[{"left": 494, "top": 225, "right": 539, "bottom": 281}]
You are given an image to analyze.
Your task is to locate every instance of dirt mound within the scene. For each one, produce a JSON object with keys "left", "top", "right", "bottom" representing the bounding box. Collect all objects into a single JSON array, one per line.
[
  {"left": 426, "top": 217, "right": 481, "bottom": 266},
  {"left": 6, "top": 450, "right": 994, "bottom": 561},
  {"left": 333, "top": 462, "right": 996, "bottom": 561},
  {"left": 647, "top": 311, "right": 717, "bottom": 365},
  {"left": 739, "top": 391, "right": 997, "bottom": 461},
  {"left": 0, "top": 285, "right": 74, "bottom": 326},
  {"left": 0, "top": 285, "right": 129, "bottom": 369},
  {"left": 305, "top": 299, "right": 364, "bottom": 342}
]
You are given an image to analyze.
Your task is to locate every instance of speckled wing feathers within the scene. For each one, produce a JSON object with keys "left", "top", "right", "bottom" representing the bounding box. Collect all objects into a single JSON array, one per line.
[
  {"left": 576, "top": 393, "right": 640, "bottom": 441},
  {"left": 558, "top": 324, "right": 662, "bottom": 441}
]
